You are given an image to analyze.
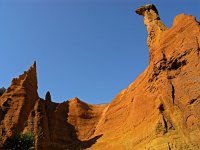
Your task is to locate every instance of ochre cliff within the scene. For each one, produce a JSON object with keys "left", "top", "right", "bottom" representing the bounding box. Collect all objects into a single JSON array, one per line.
[
  {"left": 0, "top": 4, "right": 200, "bottom": 150},
  {"left": 0, "top": 62, "right": 39, "bottom": 144},
  {"left": 0, "top": 64, "right": 107, "bottom": 149},
  {"left": 89, "top": 4, "right": 200, "bottom": 150}
]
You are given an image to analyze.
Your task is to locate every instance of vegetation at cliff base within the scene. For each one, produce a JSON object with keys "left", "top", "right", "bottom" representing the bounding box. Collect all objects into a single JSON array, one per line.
[{"left": 3, "top": 132, "right": 34, "bottom": 150}]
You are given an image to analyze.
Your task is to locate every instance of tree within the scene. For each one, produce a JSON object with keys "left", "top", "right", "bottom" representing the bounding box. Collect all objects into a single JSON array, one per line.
[
  {"left": 0, "top": 87, "right": 6, "bottom": 96},
  {"left": 3, "top": 132, "right": 34, "bottom": 150}
]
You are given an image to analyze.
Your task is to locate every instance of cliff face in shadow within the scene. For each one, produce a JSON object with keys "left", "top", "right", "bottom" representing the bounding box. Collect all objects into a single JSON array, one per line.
[{"left": 0, "top": 4, "right": 200, "bottom": 150}]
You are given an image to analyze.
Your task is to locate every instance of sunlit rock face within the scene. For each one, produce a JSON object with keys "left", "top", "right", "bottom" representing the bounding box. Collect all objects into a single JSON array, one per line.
[
  {"left": 0, "top": 4, "right": 200, "bottom": 150},
  {"left": 135, "top": 4, "right": 168, "bottom": 63},
  {"left": 89, "top": 4, "right": 200, "bottom": 150},
  {"left": 0, "top": 62, "right": 39, "bottom": 145}
]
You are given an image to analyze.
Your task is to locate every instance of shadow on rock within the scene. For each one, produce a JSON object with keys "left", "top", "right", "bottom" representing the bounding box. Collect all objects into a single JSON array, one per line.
[{"left": 67, "top": 134, "right": 103, "bottom": 150}]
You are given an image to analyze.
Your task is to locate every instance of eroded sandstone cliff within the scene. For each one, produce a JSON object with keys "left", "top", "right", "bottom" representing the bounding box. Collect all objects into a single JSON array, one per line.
[
  {"left": 0, "top": 63, "right": 107, "bottom": 149},
  {"left": 0, "top": 62, "right": 39, "bottom": 144},
  {"left": 89, "top": 4, "right": 200, "bottom": 150},
  {"left": 0, "top": 4, "right": 200, "bottom": 150}
]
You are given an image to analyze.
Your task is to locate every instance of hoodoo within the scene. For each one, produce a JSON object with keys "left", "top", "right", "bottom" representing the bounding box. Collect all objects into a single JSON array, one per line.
[{"left": 135, "top": 4, "right": 168, "bottom": 62}]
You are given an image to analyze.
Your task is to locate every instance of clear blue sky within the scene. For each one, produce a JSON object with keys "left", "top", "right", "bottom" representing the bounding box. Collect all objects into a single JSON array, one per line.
[{"left": 0, "top": 0, "right": 199, "bottom": 104}]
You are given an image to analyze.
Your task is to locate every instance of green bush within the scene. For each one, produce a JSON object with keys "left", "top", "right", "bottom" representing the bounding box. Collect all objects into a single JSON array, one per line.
[
  {"left": 0, "top": 87, "right": 6, "bottom": 96},
  {"left": 3, "top": 132, "right": 34, "bottom": 150}
]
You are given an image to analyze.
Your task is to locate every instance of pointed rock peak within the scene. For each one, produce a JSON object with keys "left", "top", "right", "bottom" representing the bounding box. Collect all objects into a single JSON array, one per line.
[
  {"left": 33, "top": 61, "right": 36, "bottom": 68},
  {"left": 69, "top": 97, "right": 90, "bottom": 111},
  {"left": 11, "top": 62, "right": 38, "bottom": 89},
  {"left": 23, "top": 62, "right": 37, "bottom": 83},
  {"left": 45, "top": 91, "right": 52, "bottom": 102},
  {"left": 28, "top": 61, "right": 37, "bottom": 73},
  {"left": 135, "top": 4, "right": 167, "bottom": 57},
  {"left": 70, "top": 97, "right": 81, "bottom": 103},
  {"left": 69, "top": 97, "right": 88, "bottom": 105}
]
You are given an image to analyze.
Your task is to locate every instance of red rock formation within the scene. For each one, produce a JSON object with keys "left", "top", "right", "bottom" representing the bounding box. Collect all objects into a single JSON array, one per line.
[
  {"left": 68, "top": 97, "right": 107, "bottom": 140},
  {"left": 0, "top": 62, "right": 39, "bottom": 143},
  {"left": 45, "top": 91, "right": 52, "bottom": 102},
  {"left": 0, "top": 62, "right": 107, "bottom": 149},
  {"left": 0, "top": 4, "right": 200, "bottom": 150},
  {"left": 89, "top": 4, "right": 200, "bottom": 150}
]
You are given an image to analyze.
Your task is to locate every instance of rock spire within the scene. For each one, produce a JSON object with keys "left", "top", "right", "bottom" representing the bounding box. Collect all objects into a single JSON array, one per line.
[{"left": 135, "top": 4, "right": 167, "bottom": 62}]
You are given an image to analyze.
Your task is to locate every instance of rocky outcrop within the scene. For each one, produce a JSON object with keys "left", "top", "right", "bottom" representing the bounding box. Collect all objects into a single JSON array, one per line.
[
  {"left": 45, "top": 91, "right": 52, "bottom": 102},
  {"left": 29, "top": 98, "right": 107, "bottom": 149},
  {"left": 68, "top": 97, "right": 107, "bottom": 140},
  {"left": 0, "top": 61, "right": 39, "bottom": 144},
  {"left": 88, "top": 4, "right": 200, "bottom": 150},
  {"left": 135, "top": 4, "right": 167, "bottom": 62},
  {"left": 0, "top": 63, "right": 107, "bottom": 149},
  {"left": 0, "top": 4, "right": 200, "bottom": 150}
]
